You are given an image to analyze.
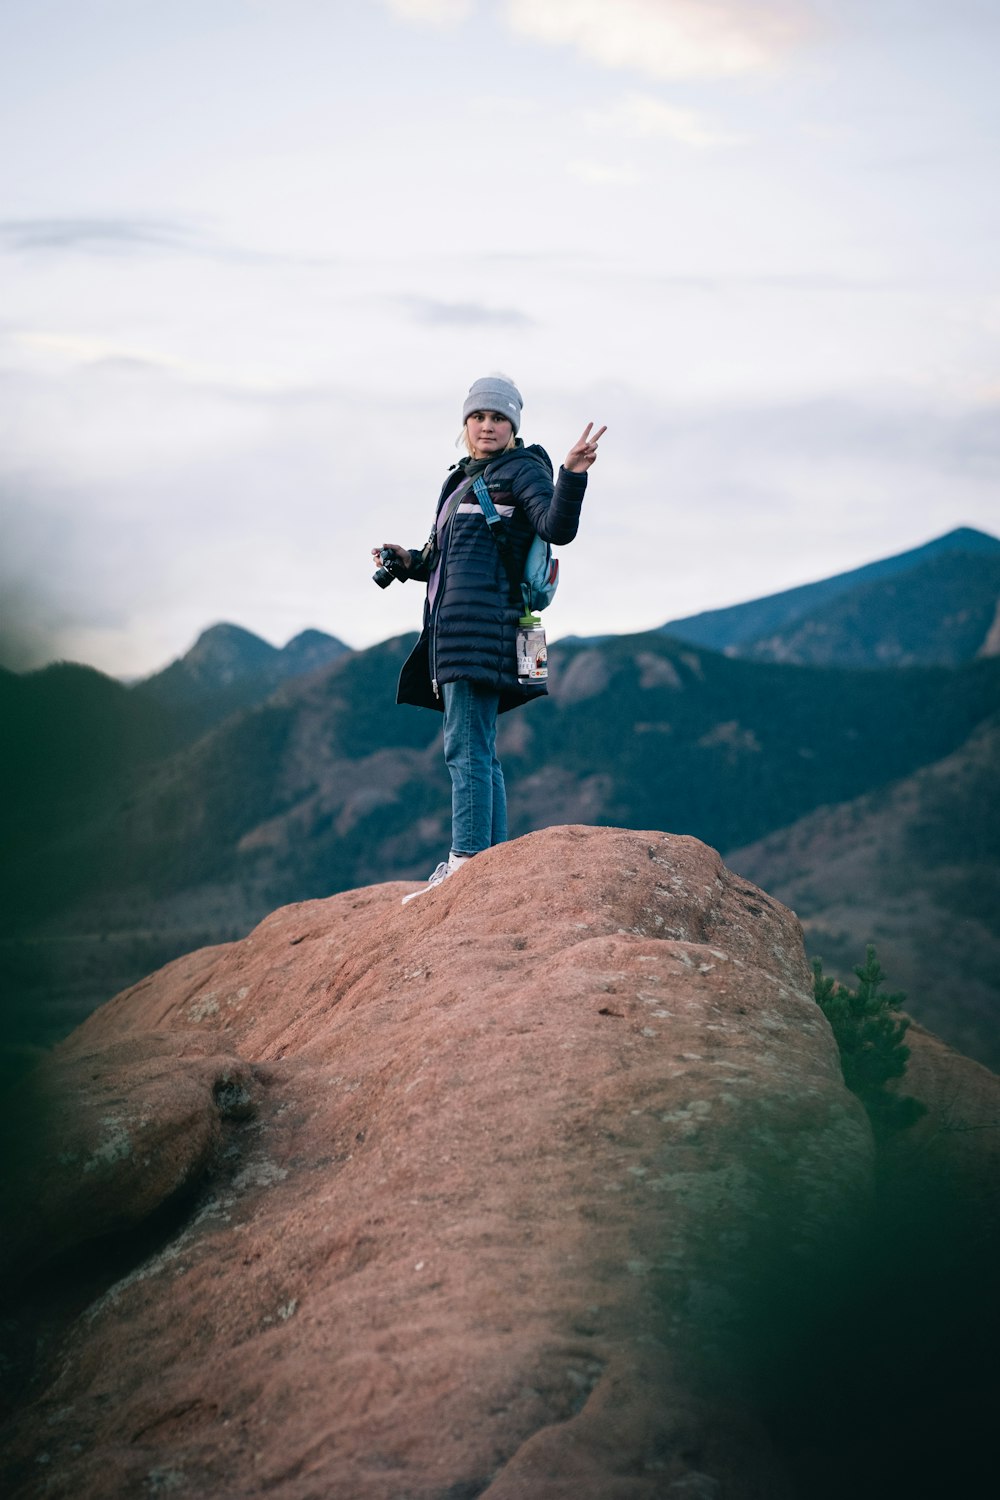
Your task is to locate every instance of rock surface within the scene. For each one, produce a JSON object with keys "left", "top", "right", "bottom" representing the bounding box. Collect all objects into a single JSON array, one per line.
[
  {"left": 2, "top": 1029, "right": 258, "bottom": 1277},
  {"left": 1, "top": 825, "right": 996, "bottom": 1499}
]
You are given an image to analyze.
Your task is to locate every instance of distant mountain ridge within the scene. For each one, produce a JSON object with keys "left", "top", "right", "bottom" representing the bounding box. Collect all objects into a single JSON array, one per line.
[
  {"left": 5, "top": 624, "right": 999, "bottom": 1068},
  {"left": 740, "top": 549, "right": 1000, "bottom": 668},
  {"left": 4, "top": 527, "right": 999, "bottom": 1071},
  {"left": 133, "top": 622, "right": 352, "bottom": 735},
  {"left": 659, "top": 525, "right": 1000, "bottom": 663},
  {"left": 0, "top": 624, "right": 354, "bottom": 861},
  {"left": 0, "top": 661, "right": 173, "bottom": 847},
  {"left": 729, "top": 713, "right": 1000, "bottom": 1069}
]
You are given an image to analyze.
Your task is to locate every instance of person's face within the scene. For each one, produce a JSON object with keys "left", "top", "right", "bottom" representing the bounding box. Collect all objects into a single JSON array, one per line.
[{"left": 466, "top": 409, "right": 513, "bottom": 459}]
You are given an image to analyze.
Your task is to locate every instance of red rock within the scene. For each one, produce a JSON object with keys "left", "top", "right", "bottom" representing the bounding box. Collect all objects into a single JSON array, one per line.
[
  {"left": 1, "top": 826, "right": 992, "bottom": 1498},
  {"left": 882, "top": 1018, "right": 1000, "bottom": 1200},
  {"left": 1, "top": 1032, "right": 257, "bottom": 1279}
]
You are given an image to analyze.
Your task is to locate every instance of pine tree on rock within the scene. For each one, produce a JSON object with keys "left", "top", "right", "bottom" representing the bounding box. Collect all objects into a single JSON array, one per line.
[{"left": 813, "top": 944, "right": 926, "bottom": 1139}]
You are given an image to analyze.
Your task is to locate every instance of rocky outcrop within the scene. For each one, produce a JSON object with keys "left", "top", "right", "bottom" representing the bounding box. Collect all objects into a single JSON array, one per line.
[
  {"left": 2, "top": 1028, "right": 258, "bottom": 1277},
  {"left": 1, "top": 826, "right": 996, "bottom": 1499}
]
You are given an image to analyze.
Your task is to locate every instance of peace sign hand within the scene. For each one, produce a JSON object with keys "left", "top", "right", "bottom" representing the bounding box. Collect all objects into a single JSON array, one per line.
[{"left": 564, "top": 422, "right": 607, "bottom": 474}]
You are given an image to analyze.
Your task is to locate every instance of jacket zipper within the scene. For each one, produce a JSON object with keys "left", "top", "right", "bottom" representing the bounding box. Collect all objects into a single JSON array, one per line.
[{"left": 429, "top": 473, "right": 475, "bottom": 701}]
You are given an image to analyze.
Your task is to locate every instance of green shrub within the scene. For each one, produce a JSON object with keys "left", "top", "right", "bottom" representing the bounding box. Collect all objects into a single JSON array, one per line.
[{"left": 812, "top": 945, "right": 926, "bottom": 1138}]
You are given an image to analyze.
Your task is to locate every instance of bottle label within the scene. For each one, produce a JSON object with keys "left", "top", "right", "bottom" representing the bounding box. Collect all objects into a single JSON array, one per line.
[{"left": 516, "top": 624, "right": 548, "bottom": 681}]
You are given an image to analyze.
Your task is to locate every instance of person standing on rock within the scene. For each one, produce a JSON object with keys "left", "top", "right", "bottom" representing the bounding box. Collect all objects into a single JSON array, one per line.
[{"left": 372, "top": 373, "right": 605, "bottom": 903}]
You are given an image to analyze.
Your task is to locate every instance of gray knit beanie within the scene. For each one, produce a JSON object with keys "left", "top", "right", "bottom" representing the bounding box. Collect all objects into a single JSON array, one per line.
[{"left": 462, "top": 374, "right": 523, "bottom": 434}]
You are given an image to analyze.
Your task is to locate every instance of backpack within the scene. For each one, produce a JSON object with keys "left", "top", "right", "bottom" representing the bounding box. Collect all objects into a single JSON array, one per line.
[{"left": 472, "top": 475, "right": 559, "bottom": 617}]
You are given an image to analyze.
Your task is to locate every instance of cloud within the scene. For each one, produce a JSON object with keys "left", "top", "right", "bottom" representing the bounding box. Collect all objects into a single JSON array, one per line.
[
  {"left": 543, "top": 382, "right": 1000, "bottom": 637},
  {"left": 4, "top": 365, "right": 997, "bottom": 676},
  {"left": 502, "top": 0, "right": 811, "bottom": 79},
  {"left": 567, "top": 160, "right": 642, "bottom": 187},
  {"left": 0, "top": 218, "right": 340, "bottom": 270},
  {"left": 0, "top": 467, "right": 119, "bottom": 672},
  {"left": 0, "top": 217, "right": 194, "bottom": 255},
  {"left": 396, "top": 296, "right": 535, "bottom": 327},
  {"left": 12, "top": 330, "right": 295, "bottom": 396},
  {"left": 589, "top": 93, "right": 748, "bottom": 148},
  {"left": 619, "top": 391, "right": 1000, "bottom": 515},
  {"left": 381, "top": 0, "right": 811, "bottom": 76},
  {"left": 0, "top": 579, "right": 70, "bottom": 673},
  {"left": 383, "top": 0, "right": 472, "bottom": 22}
]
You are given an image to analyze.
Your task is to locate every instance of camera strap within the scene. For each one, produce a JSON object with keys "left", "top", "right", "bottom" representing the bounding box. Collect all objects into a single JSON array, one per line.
[
  {"left": 436, "top": 475, "right": 476, "bottom": 541},
  {"left": 471, "top": 475, "right": 524, "bottom": 604},
  {"left": 416, "top": 475, "right": 476, "bottom": 566}
]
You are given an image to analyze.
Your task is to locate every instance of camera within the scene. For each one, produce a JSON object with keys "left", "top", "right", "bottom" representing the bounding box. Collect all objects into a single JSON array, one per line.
[{"left": 373, "top": 547, "right": 406, "bottom": 589}]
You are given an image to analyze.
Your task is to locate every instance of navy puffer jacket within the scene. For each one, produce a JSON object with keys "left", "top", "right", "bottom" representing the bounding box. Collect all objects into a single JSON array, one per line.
[{"left": 396, "top": 442, "right": 587, "bottom": 713}]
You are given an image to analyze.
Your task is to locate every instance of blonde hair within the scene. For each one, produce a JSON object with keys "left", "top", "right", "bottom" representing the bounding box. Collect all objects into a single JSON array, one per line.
[{"left": 456, "top": 422, "right": 519, "bottom": 457}]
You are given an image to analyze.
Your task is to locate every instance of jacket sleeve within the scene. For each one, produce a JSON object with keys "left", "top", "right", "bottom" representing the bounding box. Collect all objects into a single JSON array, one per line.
[
  {"left": 511, "top": 462, "right": 587, "bottom": 545},
  {"left": 404, "top": 538, "right": 435, "bottom": 583},
  {"left": 403, "top": 510, "right": 441, "bottom": 581}
]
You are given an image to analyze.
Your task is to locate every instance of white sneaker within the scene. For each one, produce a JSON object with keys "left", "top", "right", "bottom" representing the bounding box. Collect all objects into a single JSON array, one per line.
[{"left": 401, "top": 852, "right": 472, "bottom": 905}]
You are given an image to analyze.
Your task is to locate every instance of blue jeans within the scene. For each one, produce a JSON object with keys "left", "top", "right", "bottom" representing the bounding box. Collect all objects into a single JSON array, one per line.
[{"left": 441, "top": 680, "right": 508, "bottom": 856}]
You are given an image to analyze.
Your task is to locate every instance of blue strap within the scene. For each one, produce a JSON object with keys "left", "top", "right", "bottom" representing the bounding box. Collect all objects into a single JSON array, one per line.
[
  {"left": 472, "top": 475, "right": 504, "bottom": 529},
  {"left": 472, "top": 473, "right": 526, "bottom": 607}
]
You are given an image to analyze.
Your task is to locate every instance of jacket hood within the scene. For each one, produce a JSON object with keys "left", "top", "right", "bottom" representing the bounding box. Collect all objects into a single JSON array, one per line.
[
  {"left": 487, "top": 442, "right": 554, "bottom": 480},
  {"left": 456, "top": 441, "right": 554, "bottom": 483}
]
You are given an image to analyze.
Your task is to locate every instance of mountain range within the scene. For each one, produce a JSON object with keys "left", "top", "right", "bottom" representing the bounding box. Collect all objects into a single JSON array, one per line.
[
  {"left": 658, "top": 525, "right": 1000, "bottom": 665},
  {"left": 1, "top": 526, "right": 998, "bottom": 1073},
  {"left": 134, "top": 622, "right": 351, "bottom": 736},
  {"left": 728, "top": 713, "right": 1000, "bottom": 1066}
]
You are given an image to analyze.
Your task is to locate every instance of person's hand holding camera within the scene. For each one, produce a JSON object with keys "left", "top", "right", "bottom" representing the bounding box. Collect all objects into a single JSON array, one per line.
[{"left": 371, "top": 543, "right": 410, "bottom": 589}]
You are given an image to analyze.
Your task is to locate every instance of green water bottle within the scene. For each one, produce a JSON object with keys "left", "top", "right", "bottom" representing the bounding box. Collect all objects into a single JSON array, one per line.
[{"left": 516, "top": 612, "right": 547, "bottom": 684}]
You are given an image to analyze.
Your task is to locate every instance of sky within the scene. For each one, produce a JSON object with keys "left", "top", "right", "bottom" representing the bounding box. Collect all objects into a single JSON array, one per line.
[{"left": 2, "top": 0, "right": 998, "bottom": 677}]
